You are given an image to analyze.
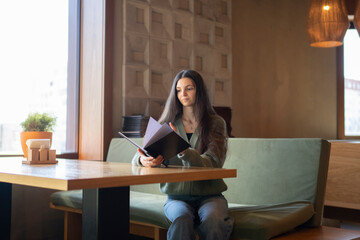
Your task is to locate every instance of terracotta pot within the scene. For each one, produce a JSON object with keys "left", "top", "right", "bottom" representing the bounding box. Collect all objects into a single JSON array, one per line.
[{"left": 20, "top": 132, "right": 52, "bottom": 158}]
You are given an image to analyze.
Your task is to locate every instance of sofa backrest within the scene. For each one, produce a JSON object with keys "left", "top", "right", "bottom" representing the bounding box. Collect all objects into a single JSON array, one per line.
[
  {"left": 222, "top": 138, "right": 330, "bottom": 226},
  {"left": 106, "top": 137, "right": 162, "bottom": 194}
]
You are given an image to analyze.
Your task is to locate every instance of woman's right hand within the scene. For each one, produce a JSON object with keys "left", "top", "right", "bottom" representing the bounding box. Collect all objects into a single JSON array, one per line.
[{"left": 138, "top": 149, "right": 164, "bottom": 167}]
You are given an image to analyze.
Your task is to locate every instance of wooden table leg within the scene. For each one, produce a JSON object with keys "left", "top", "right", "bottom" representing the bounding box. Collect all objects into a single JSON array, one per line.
[
  {"left": 82, "top": 186, "right": 130, "bottom": 240},
  {"left": 0, "top": 182, "right": 11, "bottom": 240}
]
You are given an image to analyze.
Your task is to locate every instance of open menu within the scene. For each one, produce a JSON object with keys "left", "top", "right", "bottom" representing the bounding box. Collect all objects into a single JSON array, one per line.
[{"left": 119, "top": 117, "right": 190, "bottom": 164}]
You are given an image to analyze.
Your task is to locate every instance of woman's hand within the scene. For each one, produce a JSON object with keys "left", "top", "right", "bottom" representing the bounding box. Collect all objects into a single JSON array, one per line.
[{"left": 138, "top": 149, "right": 164, "bottom": 168}]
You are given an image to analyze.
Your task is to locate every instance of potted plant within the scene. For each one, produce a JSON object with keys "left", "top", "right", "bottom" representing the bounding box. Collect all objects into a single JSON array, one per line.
[{"left": 20, "top": 112, "right": 56, "bottom": 158}]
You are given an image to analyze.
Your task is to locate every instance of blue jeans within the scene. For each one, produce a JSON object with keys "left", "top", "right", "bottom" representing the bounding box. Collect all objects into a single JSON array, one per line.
[{"left": 164, "top": 194, "right": 234, "bottom": 240}]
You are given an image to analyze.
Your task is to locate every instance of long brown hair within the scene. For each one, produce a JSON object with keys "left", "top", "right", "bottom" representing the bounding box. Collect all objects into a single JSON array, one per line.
[{"left": 159, "top": 70, "right": 219, "bottom": 154}]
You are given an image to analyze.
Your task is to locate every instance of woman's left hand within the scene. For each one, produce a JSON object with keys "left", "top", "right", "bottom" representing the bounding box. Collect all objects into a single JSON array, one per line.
[{"left": 138, "top": 149, "right": 164, "bottom": 167}]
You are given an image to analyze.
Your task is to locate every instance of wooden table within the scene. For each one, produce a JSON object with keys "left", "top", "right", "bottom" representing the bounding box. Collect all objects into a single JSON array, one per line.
[{"left": 0, "top": 158, "right": 236, "bottom": 240}]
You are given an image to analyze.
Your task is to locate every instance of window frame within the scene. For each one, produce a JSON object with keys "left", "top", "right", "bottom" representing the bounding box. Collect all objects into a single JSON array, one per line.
[
  {"left": 337, "top": 23, "right": 360, "bottom": 140},
  {"left": 64, "top": 0, "right": 81, "bottom": 159}
]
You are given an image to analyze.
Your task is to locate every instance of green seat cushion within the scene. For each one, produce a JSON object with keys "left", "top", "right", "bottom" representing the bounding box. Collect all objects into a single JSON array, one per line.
[
  {"left": 228, "top": 201, "right": 315, "bottom": 240},
  {"left": 129, "top": 191, "right": 171, "bottom": 228},
  {"left": 51, "top": 189, "right": 82, "bottom": 210},
  {"left": 51, "top": 190, "right": 313, "bottom": 240},
  {"left": 50, "top": 190, "right": 171, "bottom": 228}
]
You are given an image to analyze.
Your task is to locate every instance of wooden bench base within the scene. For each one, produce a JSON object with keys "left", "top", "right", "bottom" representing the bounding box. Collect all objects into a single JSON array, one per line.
[
  {"left": 130, "top": 221, "right": 167, "bottom": 240},
  {"left": 50, "top": 203, "right": 168, "bottom": 240},
  {"left": 50, "top": 203, "right": 360, "bottom": 240}
]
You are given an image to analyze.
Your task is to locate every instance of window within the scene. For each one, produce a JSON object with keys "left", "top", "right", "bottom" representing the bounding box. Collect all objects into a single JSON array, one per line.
[
  {"left": 0, "top": 0, "right": 79, "bottom": 156},
  {"left": 343, "top": 29, "right": 360, "bottom": 137}
]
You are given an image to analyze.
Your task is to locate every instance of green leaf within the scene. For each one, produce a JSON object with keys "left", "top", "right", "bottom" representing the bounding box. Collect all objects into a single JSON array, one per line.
[{"left": 20, "top": 113, "right": 57, "bottom": 132}]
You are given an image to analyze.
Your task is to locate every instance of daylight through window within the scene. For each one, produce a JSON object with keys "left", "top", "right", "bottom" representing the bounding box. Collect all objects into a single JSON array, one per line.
[
  {"left": 344, "top": 29, "right": 360, "bottom": 136},
  {"left": 0, "top": 0, "right": 79, "bottom": 155}
]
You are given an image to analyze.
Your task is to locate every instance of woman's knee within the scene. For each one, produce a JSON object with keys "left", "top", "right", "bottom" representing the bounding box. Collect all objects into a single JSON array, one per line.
[
  {"left": 174, "top": 214, "right": 194, "bottom": 226},
  {"left": 198, "top": 216, "right": 234, "bottom": 240},
  {"left": 165, "top": 199, "right": 195, "bottom": 222},
  {"left": 200, "top": 214, "right": 223, "bottom": 228}
]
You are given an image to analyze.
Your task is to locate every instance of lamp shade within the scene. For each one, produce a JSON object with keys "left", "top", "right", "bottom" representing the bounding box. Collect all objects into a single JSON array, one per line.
[
  {"left": 354, "top": 0, "right": 360, "bottom": 37},
  {"left": 307, "top": 0, "right": 350, "bottom": 47}
]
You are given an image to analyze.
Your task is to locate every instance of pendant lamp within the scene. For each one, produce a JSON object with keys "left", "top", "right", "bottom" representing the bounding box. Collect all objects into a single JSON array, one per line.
[
  {"left": 307, "top": 0, "right": 350, "bottom": 47},
  {"left": 354, "top": 0, "right": 360, "bottom": 37}
]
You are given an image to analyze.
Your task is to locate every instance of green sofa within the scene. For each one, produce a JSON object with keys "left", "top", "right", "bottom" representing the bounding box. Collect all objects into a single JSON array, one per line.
[{"left": 50, "top": 138, "right": 330, "bottom": 239}]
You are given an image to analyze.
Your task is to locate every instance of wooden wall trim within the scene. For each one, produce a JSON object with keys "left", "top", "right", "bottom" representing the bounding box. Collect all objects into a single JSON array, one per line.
[
  {"left": 79, "top": 0, "right": 114, "bottom": 160},
  {"left": 325, "top": 141, "right": 360, "bottom": 211},
  {"left": 79, "top": 0, "right": 105, "bottom": 160},
  {"left": 103, "top": 0, "right": 115, "bottom": 160},
  {"left": 336, "top": 46, "right": 345, "bottom": 139}
]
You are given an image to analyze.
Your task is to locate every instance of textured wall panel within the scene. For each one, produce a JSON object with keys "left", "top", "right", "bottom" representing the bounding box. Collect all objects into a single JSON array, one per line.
[
  {"left": 173, "top": 40, "right": 193, "bottom": 73},
  {"left": 149, "top": 38, "right": 172, "bottom": 69},
  {"left": 124, "top": 33, "right": 149, "bottom": 65},
  {"left": 150, "top": 8, "right": 173, "bottom": 39},
  {"left": 193, "top": 44, "right": 214, "bottom": 74},
  {"left": 149, "top": 70, "right": 172, "bottom": 99},
  {"left": 194, "top": 18, "right": 214, "bottom": 46},
  {"left": 151, "top": 0, "right": 171, "bottom": 9},
  {"left": 172, "top": 0, "right": 193, "bottom": 13},
  {"left": 122, "top": 0, "right": 232, "bottom": 116},
  {"left": 215, "top": 23, "right": 230, "bottom": 51},
  {"left": 125, "top": 98, "right": 149, "bottom": 116},
  {"left": 123, "top": 66, "right": 150, "bottom": 98},
  {"left": 149, "top": 100, "right": 166, "bottom": 119},
  {"left": 173, "top": 12, "right": 193, "bottom": 42},
  {"left": 125, "top": 1, "right": 149, "bottom": 35},
  {"left": 195, "top": 0, "right": 215, "bottom": 20},
  {"left": 213, "top": 78, "right": 230, "bottom": 106}
]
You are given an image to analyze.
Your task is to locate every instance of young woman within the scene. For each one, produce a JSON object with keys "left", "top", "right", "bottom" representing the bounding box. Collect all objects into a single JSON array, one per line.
[{"left": 132, "top": 70, "right": 234, "bottom": 240}]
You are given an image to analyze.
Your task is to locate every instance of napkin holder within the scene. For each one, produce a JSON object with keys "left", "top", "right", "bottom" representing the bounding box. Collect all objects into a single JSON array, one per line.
[{"left": 22, "top": 139, "right": 58, "bottom": 165}]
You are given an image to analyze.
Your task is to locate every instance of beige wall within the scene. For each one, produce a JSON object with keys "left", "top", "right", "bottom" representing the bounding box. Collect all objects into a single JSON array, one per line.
[{"left": 231, "top": 0, "right": 338, "bottom": 139}]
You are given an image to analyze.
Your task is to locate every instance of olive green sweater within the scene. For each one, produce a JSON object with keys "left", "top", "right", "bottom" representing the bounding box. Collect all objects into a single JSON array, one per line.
[{"left": 132, "top": 114, "right": 228, "bottom": 196}]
